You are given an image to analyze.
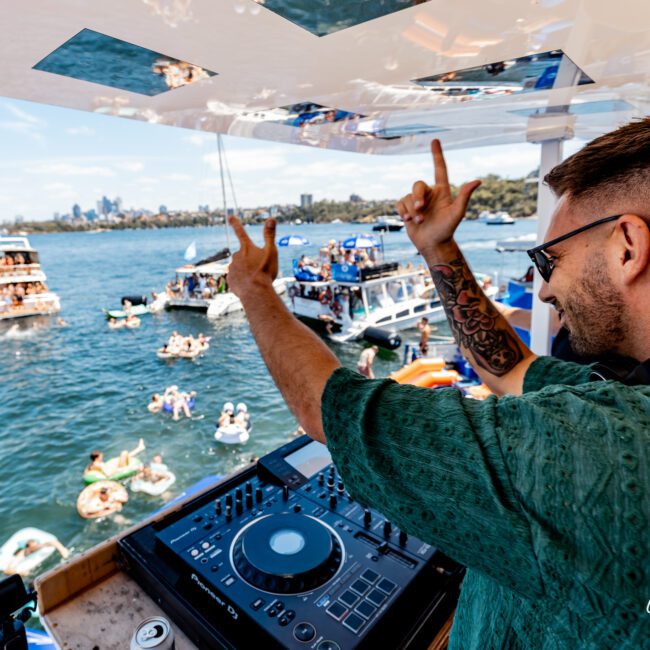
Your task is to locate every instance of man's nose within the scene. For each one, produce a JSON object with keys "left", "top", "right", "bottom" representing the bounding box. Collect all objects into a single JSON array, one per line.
[{"left": 537, "top": 279, "right": 554, "bottom": 304}]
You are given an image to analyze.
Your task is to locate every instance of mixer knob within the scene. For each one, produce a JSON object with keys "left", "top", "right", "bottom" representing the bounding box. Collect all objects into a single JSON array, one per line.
[
  {"left": 363, "top": 509, "right": 372, "bottom": 527},
  {"left": 293, "top": 503, "right": 302, "bottom": 513},
  {"left": 236, "top": 501, "right": 243, "bottom": 515},
  {"left": 225, "top": 494, "right": 233, "bottom": 507},
  {"left": 245, "top": 481, "right": 252, "bottom": 494},
  {"left": 329, "top": 494, "right": 337, "bottom": 509},
  {"left": 245, "top": 493, "right": 253, "bottom": 509},
  {"left": 225, "top": 504, "right": 232, "bottom": 521},
  {"left": 337, "top": 481, "right": 345, "bottom": 495},
  {"left": 235, "top": 488, "right": 243, "bottom": 501},
  {"left": 327, "top": 476, "right": 335, "bottom": 489},
  {"left": 383, "top": 520, "right": 392, "bottom": 537},
  {"left": 318, "top": 472, "right": 325, "bottom": 486},
  {"left": 399, "top": 530, "right": 408, "bottom": 546},
  {"left": 255, "top": 487, "right": 263, "bottom": 503},
  {"left": 215, "top": 499, "right": 222, "bottom": 515},
  {"left": 282, "top": 485, "right": 289, "bottom": 501}
]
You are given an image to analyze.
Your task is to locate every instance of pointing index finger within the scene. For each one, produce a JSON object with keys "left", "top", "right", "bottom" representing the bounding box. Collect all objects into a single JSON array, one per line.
[
  {"left": 229, "top": 216, "right": 253, "bottom": 248},
  {"left": 431, "top": 139, "right": 450, "bottom": 189}
]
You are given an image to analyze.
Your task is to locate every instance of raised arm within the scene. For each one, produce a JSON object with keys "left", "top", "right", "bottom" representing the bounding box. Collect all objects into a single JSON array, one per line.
[
  {"left": 226, "top": 218, "right": 340, "bottom": 443},
  {"left": 397, "top": 140, "right": 536, "bottom": 395}
]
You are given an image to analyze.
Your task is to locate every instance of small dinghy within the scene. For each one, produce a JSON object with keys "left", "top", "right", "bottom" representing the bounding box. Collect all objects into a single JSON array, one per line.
[{"left": 0, "top": 527, "right": 59, "bottom": 575}]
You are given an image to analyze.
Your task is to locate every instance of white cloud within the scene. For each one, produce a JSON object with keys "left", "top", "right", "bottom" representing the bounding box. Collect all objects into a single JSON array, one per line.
[
  {"left": 2, "top": 103, "right": 45, "bottom": 125},
  {"left": 66, "top": 126, "right": 95, "bottom": 136},
  {"left": 163, "top": 172, "right": 192, "bottom": 181},
  {"left": 25, "top": 162, "right": 115, "bottom": 177},
  {"left": 43, "top": 182, "right": 73, "bottom": 191},
  {"left": 136, "top": 176, "right": 160, "bottom": 185},
  {"left": 184, "top": 133, "right": 214, "bottom": 147},
  {"left": 203, "top": 148, "right": 289, "bottom": 173},
  {"left": 115, "top": 161, "right": 145, "bottom": 172}
]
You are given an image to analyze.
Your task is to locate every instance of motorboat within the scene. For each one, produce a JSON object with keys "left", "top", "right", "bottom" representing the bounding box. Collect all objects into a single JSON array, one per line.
[
  {"left": 0, "top": 236, "right": 61, "bottom": 321},
  {"left": 153, "top": 248, "right": 286, "bottom": 318},
  {"left": 287, "top": 258, "right": 496, "bottom": 344},
  {"left": 481, "top": 211, "right": 515, "bottom": 225},
  {"left": 372, "top": 215, "right": 404, "bottom": 232}
]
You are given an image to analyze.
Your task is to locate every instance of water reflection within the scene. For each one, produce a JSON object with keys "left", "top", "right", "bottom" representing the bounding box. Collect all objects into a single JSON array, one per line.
[
  {"left": 34, "top": 29, "right": 216, "bottom": 96},
  {"left": 143, "top": 0, "right": 194, "bottom": 28},
  {"left": 412, "top": 50, "right": 593, "bottom": 103},
  {"left": 258, "top": 0, "right": 431, "bottom": 37}
]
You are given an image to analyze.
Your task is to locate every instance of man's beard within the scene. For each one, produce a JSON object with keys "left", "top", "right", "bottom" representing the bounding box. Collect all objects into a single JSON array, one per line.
[{"left": 562, "top": 255, "right": 628, "bottom": 357}]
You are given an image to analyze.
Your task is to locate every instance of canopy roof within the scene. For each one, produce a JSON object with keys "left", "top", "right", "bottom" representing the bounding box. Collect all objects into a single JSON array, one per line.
[{"left": 3, "top": 1, "right": 649, "bottom": 154}]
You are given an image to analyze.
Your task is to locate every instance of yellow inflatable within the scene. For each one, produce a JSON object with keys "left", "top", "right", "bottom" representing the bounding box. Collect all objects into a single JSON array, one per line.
[{"left": 390, "top": 357, "right": 459, "bottom": 388}]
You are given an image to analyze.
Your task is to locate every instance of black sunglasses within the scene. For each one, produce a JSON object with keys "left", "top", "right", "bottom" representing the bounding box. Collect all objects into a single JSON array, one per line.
[{"left": 526, "top": 214, "right": 622, "bottom": 282}]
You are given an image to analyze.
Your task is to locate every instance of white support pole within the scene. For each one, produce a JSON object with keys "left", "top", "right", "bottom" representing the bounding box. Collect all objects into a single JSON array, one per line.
[{"left": 530, "top": 139, "right": 563, "bottom": 355}]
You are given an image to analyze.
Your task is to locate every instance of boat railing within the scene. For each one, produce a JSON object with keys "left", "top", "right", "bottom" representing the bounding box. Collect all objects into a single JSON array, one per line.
[
  {"left": 0, "top": 292, "right": 58, "bottom": 317},
  {"left": 0, "top": 263, "right": 42, "bottom": 278}
]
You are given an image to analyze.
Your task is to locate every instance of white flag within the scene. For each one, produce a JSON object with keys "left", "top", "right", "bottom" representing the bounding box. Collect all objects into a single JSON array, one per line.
[{"left": 184, "top": 241, "right": 197, "bottom": 261}]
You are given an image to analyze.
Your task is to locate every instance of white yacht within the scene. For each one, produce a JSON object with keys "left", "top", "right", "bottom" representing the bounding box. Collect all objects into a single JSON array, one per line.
[
  {"left": 481, "top": 211, "right": 515, "bottom": 225},
  {"left": 153, "top": 249, "right": 286, "bottom": 318},
  {"left": 288, "top": 261, "right": 441, "bottom": 343},
  {"left": 372, "top": 215, "right": 404, "bottom": 232},
  {"left": 0, "top": 236, "right": 61, "bottom": 321}
]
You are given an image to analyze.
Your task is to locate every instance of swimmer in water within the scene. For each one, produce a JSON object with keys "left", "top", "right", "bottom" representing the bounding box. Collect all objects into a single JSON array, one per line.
[{"left": 5, "top": 538, "right": 70, "bottom": 576}]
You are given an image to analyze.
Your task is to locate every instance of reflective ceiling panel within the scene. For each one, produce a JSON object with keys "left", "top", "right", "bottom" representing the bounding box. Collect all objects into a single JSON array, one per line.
[
  {"left": 34, "top": 28, "right": 217, "bottom": 96},
  {"left": 2, "top": 0, "right": 649, "bottom": 154},
  {"left": 258, "top": 0, "right": 432, "bottom": 37}
]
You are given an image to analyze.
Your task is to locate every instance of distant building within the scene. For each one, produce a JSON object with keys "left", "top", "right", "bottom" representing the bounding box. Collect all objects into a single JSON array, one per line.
[
  {"left": 350, "top": 193, "right": 363, "bottom": 203},
  {"left": 300, "top": 193, "right": 313, "bottom": 210},
  {"left": 198, "top": 204, "right": 210, "bottom": 213},
  {"left": 72, "top": 203, "right": 82, "bottom": 219},
  {"left": 14, "top": 215, "right": 24, "bottom": 224},
  {"left": 114, "top": 196, "right": 123, "bottom": 212},
  {"left": 85, "top": 209, "right": 98, "bottom": 222},
  {"left": 53, "top": 212, "right": 60, "bottom": 221},
  {"left": 101, "top": 195, "right": 112, "bottom": 215},
  {"left": 159, "top": 205, "right": 168, "bottom": 215}
]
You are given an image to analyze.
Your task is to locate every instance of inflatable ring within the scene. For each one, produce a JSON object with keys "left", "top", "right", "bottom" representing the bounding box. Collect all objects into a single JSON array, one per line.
[
  {"left": 77, "top": 480, "right": 128, "bottom": 519},
  {"left": 83, "top": 457, "right": 143, "bottom": 484}
]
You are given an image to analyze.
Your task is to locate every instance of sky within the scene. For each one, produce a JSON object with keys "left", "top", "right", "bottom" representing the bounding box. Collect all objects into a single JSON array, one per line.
[{"left": 0, "top": 97, "right": 581, "bottom": 222}]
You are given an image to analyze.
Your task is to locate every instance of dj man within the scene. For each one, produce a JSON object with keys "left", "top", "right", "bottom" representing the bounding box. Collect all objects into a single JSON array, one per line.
[{"left": 226, "top": 120, "right": 649, "bottom": 649}]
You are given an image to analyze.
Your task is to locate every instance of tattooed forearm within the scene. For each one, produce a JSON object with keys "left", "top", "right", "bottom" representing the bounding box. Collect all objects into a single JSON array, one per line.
[{"left": 429, "top": 256, "right": 524, "bottom": 376}]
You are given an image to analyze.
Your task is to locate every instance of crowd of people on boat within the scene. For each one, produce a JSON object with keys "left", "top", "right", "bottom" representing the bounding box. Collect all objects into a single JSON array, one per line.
[
  {"left": 0, "top": 281, "right": 52, "bottom": 316},
  {"left": 1, "top": 252, "right": 35, "bottom": 273},
  {"left": 157, "top": 331, "right": 210, "bottom": 359},
  {"left": 165, "top": 273, "right": 228, "bottom": 300},
  {"left": 148, "top": 385, "right": 197, "bottom": 420}
]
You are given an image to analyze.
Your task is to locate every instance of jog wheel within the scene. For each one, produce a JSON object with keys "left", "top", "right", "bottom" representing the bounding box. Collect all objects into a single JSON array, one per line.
[{"left": 231, "top": 513, "right": 344, "bottom": 594}]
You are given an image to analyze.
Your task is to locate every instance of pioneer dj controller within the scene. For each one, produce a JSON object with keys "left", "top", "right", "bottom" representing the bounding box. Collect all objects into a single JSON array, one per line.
[{"left": 119, "top": 436, "right": 462, "bottom": 649}]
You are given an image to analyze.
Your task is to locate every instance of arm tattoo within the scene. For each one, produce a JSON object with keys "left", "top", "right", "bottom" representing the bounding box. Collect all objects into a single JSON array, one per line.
[{"left": 429, "top": 257, "right": 523, "bottom": 376}]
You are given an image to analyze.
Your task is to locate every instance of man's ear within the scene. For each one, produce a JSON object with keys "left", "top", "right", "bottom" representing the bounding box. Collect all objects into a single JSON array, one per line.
[{"left": 617, "top": 214, "right": 650, "bottom": 285}]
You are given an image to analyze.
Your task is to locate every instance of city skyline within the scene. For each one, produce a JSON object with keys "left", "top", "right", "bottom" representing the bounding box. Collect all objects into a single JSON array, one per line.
[{"left": 0, "top": 97, "right": 583, "bottom": 222}]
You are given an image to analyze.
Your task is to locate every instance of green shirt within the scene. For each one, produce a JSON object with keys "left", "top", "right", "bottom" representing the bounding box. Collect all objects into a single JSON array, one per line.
[{"left": 322, "top": 356, "right": 650, "bottom": 649}]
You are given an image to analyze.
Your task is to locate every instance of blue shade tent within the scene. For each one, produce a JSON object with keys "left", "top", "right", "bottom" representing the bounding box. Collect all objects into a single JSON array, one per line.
[
  {"left": 278, "top": 235, "right": 311, "bottom": 246},
  {"left": 341, "top": 235, "right": 379, "bottom": 249}
]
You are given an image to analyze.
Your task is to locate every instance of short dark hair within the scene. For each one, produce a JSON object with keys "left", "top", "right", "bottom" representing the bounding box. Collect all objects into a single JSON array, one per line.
[
  {"left": 545, "top": 118, "right": 650, "bottom": 211},
  {"left": 90, "top": 450, "right": 101, "bottom": 461}
]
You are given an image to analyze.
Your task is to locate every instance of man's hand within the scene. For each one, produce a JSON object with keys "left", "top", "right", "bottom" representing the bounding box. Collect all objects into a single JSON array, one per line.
[
  {"left": 227, "top": 217, "right": 278, "bottom": 297},
  {"left": 396, "top": 140, "right": 481, "bottom": 260}
]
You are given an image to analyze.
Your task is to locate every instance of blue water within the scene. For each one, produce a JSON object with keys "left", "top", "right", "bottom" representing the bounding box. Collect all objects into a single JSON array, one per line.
[{"left": 0, "top": 220, "right": 536, "bottom": 577}]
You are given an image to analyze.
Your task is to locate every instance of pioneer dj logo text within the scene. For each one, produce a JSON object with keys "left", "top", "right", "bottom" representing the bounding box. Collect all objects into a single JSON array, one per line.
[{"left": 191, "top": 573, "right": 239, "bottom": 620}]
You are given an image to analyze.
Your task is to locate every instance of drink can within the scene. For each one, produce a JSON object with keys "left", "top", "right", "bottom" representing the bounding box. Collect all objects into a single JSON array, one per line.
[{"left": 130, "top": 616, "right": 175, "bottom": 650}]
